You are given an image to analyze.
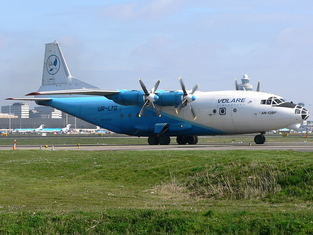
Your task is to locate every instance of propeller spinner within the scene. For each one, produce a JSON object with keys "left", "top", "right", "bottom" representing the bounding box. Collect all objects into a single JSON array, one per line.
[
  {"left": 175, "top": 77, "right": 199, "bottom": 120},
  {"left": 138, "top": 79, "right": 161, "bottom": 117}
]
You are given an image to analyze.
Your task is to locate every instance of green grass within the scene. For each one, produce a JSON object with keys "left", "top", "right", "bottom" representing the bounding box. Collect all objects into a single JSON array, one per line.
[{"left": 1, "top": 149, "right": 313, "bottom": 233}]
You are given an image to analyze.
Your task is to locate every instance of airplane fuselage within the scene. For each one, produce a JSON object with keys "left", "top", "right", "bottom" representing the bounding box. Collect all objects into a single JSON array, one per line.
[{"left": 35, "top": 90, "right": 305, "bottom": 139}]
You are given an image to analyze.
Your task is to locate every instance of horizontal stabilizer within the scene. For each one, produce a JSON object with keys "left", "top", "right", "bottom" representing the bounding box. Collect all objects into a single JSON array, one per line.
[
  {"left": 6, "top": 97, "right": 52, "bottom": 101},
  {"left": 26, "top": 89, "right": 119, "bottom": 96}
]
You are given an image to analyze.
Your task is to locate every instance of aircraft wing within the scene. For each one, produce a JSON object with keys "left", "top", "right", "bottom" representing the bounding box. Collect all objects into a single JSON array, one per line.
[{"left": 26, "top": 89, "right": 119, "bottom": 96}]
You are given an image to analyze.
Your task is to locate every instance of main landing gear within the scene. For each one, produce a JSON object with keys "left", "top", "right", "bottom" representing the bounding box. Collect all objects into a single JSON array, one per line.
[
  {"left": 254, "top": 133, "right": 266, "bottom": 144},
  {"left": 176, "top": 136, "right": 198, "bottom": 145},
  {"left": 147, "top": 135, "right": 199, "bottom": 145},
  {"left": 148, "top": 135, "right": 171, "bottom": 145}
]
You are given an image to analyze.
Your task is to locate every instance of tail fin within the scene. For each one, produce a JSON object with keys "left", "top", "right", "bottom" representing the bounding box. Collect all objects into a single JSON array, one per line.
[
  {"left": 62, "top": 124, "right": 71, "bottom": 132},
  {"left": 36, "top": 124, "right": 45, "bottom": 131},
  {"left": 38, "top": 41, "right": 98, "bottom": 92}
]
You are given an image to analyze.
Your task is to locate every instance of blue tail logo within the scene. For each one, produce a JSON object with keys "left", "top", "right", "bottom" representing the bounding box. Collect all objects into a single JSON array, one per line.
[{"left": 46, "top": 55, "right": 60, "bottom": 75}]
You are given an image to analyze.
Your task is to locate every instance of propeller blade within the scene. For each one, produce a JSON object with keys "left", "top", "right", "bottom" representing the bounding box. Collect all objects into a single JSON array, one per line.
[
  {"left": 151, "top": 102, "right": 161, "bottom": 117},
  {"left": 175, "top": 99, "right": 186, "bottom": 114},
  {"left": 138, "top": 78, "right": 150, "bottom": 96},
  {"left": 190, "top": 104, "right": 197, "bottom": 120},
  {"left": 191, "top": 84, "right": 199, "bottom": 94},
  {"left": 139, "top": 100, "right": 149, "bottom": 117},
  {"left": 179, "top": 77, "right": 188, "bottom": 96},
  {"left": 151, "top": 80, "right": 160, "bottom": 94}
]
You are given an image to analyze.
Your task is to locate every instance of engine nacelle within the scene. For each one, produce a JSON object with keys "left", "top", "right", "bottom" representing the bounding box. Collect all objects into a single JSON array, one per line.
[
  {"left": 155, "top": 91, "right": 183, "bottom": 106},
  {"left": 107, "top": 90, "right": 146, "bottom": 105},
  {"left": 107, "top": 90, "right": 185, "bottom": 107}
]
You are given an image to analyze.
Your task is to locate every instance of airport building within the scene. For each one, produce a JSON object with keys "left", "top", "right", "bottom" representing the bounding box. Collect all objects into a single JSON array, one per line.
[
  {"left": 0, "top": 103, "right": 95, "bottom": 129},
  {"left": 2, "top": 103, "right": 30, "bottom": 118},
  {"left": 237, "top": 74, "right": 253, "bottom": 91}
]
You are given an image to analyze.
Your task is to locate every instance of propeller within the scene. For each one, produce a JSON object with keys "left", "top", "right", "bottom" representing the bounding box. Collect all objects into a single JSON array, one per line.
[
  {"left": 138, "top": 79, "right": 161, "bottom": 117},
  {"left": 175, "top": 77, "right": 199, "bottom": 120}
]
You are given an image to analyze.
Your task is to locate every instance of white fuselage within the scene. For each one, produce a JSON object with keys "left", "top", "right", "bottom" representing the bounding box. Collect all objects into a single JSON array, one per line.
[{"left": 155, "top": 90, "right": 305, "bottom": 135}]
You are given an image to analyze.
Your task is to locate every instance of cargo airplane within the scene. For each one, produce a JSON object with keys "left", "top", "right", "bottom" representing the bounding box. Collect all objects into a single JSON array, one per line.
[{"left": 6, "top": 41, "right": 309, "bottom": 145}]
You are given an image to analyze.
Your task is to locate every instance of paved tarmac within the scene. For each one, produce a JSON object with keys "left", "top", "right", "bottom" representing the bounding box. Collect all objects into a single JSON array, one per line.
[{"left": 2, "top": 142, "right": 313, "bottom": 152}]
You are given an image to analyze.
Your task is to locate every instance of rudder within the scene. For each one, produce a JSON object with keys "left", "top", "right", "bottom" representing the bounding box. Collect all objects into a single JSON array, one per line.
[{"left": 38, "top": 41, "right": 98, "bottom": 92}]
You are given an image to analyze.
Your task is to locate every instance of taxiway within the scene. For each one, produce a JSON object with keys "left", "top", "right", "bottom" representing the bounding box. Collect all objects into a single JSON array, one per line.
[{"left": 1, "top": 142, "right": 313, "bottom": 152}]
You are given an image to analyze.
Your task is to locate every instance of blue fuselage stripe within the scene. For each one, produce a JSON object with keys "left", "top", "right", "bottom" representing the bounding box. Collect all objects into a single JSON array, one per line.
[{"left": 36, "top": 97, "right": 225, "bottom": 136}]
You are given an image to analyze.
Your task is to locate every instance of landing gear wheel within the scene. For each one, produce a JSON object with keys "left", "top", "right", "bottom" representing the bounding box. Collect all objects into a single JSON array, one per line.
[
  {"left": 186, "top": 136, "right": 198, "bottom": 145},
  {"left": 148, "top": 136, "right": 159, "bottom": 145},
  {"left": 176, "top": 136, "right": 199, "bottom": 145},
  {"left": 254, "top": 134, "right": 266, "bottom": 144},
  {"left": 176, "top": 136, "right": 187, "bottom": 145},
  {"left": 158, "top": 136, "right": 171, "bottom": 145}
]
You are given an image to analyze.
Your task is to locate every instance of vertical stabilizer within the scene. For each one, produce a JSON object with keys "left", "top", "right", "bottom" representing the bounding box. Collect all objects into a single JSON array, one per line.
[{"left": 38, "top": 41, "right": 98, "bottom": 92}]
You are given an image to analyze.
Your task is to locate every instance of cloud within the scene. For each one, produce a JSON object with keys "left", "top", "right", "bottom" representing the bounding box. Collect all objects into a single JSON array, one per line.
[{"left": 273, "top": 26, "right": 313, "bottom": 49}]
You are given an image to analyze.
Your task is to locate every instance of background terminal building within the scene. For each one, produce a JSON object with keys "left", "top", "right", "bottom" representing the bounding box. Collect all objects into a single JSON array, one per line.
[{"left": 0, "top": 102, "right": 95, "bottom": 130}]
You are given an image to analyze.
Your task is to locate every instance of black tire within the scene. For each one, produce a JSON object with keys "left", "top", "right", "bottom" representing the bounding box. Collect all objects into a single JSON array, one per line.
[
  {"left": 176, "top": 136, "right": 187, "bottom": 145},
  {"left": 186, "top": 136, "right": 198, "bottom": 145},
  {"left": 159, "top": 136, "right": 171, "bottom": 145},
  {"left": 148, "top": 136, "right": 159, "bottom": 145},
  {"left": 254, "top": 134, "right": 266, "bottom": 144}
]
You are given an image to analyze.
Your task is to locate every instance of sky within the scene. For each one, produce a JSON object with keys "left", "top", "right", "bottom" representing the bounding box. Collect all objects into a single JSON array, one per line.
[{"left": 1, "top": 0, "right": 313, "bottom": 114}]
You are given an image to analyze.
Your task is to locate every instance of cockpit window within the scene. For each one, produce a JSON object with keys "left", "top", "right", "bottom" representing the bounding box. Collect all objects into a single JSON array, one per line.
[
  {"left": 260, "top": 97, "right": 285, "bottom": 106},
  {"left": 274, "top": 99, "right": 283, "bottom": 104}
]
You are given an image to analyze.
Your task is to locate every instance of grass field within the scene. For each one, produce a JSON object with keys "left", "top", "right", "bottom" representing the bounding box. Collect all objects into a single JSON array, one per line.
[{"left": 1, "top": 147, "right": 313, "bottom": 234}]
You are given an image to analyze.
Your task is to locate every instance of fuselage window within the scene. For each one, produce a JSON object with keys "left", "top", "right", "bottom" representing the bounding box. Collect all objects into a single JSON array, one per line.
[
  {"left": 261, "top": 100, "right": 266, "bottom": 105},
  {"left": 120, "top": 114, "right": 124, "bottom": 118},
  {"left": 219, "top": 107, "right": 226, "bottom": 115},
  {"left": 213, "top": 109, "right": 217, "bottom": 114}
]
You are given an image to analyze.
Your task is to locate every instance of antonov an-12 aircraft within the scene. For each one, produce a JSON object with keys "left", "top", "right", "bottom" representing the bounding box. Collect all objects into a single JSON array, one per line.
[{"left": 7, "top": 41, "right": 309, "bottom": 145}]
